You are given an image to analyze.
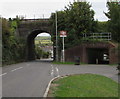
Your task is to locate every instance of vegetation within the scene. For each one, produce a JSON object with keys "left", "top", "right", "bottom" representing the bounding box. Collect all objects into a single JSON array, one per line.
[
  {"left": 2, "top": 18, "right": 26, "bottom": 65},
  {"left": 52, "top": 61, "right": 75, "bottom": 65},
  {"left": 35, "top": 36, "right": 53, "bottom": 45},
  {"left": 48, "top": 74, "right": 118, "bottom": 97},
  {"left": 35, "top": 45, "right": 50, "bottom": 59},
  {"left": 35, "top": 36, "right": 52, "bottom": 59},
  {"left": 50, "top": 1, "right": 98, "bottom": 50},
  {"left": 97, "top": 21, "right": 108, "bottom": 33},
  {"left": 105, "top": 1, "right": 120, "bottom": 43},
  {"left": 52, "top": 61, "right": 86, "bottom": 65}
]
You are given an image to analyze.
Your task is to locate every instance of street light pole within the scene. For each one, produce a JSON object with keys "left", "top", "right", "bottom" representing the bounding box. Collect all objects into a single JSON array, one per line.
[{"left": 55, "top": 11, "right": 58, "bottom": 61}]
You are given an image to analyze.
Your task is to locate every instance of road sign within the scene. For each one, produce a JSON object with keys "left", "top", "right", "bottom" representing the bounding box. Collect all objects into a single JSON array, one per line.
[
  {"left": 60, "top": 31, "right": 67, "bottom": 62},
  {"left": 60, "top": 31, "right": 67, "bottom": 37}
]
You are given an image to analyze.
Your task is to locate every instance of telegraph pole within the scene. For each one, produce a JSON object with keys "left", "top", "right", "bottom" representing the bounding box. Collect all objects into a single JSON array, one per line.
[{"left": 55, "top": 11, "right": 58, "bottom": 61}]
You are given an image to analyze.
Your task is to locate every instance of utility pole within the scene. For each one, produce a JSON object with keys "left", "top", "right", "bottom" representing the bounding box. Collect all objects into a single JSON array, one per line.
[{"left": 55, "top": 12, "right": 58, "bottom": 61}]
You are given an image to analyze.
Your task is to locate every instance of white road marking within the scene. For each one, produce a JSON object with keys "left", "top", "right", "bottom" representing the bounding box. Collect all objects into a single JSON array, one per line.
[
  {"left": 51, "top": 71, "right": 54, "bottom": 77},
  {"left": 51, "top": 65, "right": 54, "bottom": 77},
  {"left": 51, "top": 65, "right": 60, "bottom": 77},
  {"left": 55, "top": 67, "right": 60, "bottom": 77},
  {"left": 51, "top": 69, "right": 54, "bottom": 72},
  {"left": 11, "top": 67, "right": 23, "bottom": 72},
  {"left": 0, "top": 73, "right": 7, "bottom": 76},
  {"left": 56, "top": 67, "right": 59, "bottom": 72}
]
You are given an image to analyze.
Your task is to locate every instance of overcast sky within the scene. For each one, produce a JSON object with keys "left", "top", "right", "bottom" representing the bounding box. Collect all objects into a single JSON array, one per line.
[{"left": 0, "top": 0, "right": 108, "bottom": 21}]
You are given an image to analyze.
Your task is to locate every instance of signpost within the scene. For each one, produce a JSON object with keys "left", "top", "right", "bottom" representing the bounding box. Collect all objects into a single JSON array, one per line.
[{"left": 60, "top": 31, "right": 67, "bottom": 62}]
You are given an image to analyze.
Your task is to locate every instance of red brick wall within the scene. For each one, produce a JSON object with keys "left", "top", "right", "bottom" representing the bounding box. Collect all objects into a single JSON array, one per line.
[{"left": 65, "top": 42, "right": 118, "bottom": 64}]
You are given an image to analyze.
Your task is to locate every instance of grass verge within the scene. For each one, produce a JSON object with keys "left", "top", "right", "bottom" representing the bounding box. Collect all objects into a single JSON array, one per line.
[
  {"left": 48, "top": 74, "right": 118, "bottom": 97},
  {"left": 52, "top": 61, "right": 86, "bottom": 65},
  {"left": 52, "top": 61, "right": 75, "bottom": 65}
]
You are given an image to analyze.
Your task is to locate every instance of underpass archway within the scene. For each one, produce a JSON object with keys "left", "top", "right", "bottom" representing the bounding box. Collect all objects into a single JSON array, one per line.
[
  {"left": 26, "top": 30, "right": 52, "bottom": 61},
  {"left": 34, "top": 33, "right": 53, "bottom": 60},
  {"left": 87, "top": 48, "right": 109, "bottom": 64}
]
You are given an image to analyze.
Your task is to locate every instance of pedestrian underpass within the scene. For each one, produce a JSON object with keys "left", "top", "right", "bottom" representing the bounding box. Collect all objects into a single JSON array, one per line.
[{"left": 87, "top": 48, "right": 109, "bottom": 64}]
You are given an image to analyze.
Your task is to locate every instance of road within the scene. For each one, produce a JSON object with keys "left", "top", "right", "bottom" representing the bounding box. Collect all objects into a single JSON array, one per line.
[{"left": 1, "top": 60, "right": 119, "bottom": 98}]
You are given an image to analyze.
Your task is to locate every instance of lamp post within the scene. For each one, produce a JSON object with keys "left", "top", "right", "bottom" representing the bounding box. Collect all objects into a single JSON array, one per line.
[{"left": 55, "top": 11, "right": 58, "bottom": 61}]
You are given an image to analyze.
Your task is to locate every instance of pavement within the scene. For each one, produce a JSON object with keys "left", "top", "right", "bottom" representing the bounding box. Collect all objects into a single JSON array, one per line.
[{"left": 1, "top": 60, "right": 119, "bottom": 98}]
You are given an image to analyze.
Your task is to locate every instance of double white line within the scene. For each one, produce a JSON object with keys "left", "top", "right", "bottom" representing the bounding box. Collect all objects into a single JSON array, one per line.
[
  {"left": 51, "top": 65, "right": 60, "bottom": 77},
  {"left": 44, "top": 65, "right": 60, "bottom": 97}
]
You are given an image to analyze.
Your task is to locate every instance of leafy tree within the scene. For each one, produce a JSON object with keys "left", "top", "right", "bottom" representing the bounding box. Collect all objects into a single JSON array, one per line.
[
  {"left": 50, "top": 1, "right": 97, "bottom": 49},
  {"left": 2, "top": 18, "right": 26, "bottom": 65},
  {"left": 35, "top": 45, "right": 43, "bottom": 59},
  {"left": 97, "top": 21, "right": 108, "bottom": 32},
  {"left": 105, "top": 1, "right": 120, "bottom": 42}
]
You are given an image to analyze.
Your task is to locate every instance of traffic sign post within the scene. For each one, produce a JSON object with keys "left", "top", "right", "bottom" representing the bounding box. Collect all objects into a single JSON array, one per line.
[{"left": 60, "top": 31, "right": 67, "bottom": 62}]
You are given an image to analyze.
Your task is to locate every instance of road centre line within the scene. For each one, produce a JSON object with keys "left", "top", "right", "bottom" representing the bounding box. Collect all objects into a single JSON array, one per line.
[
  {"left": 0, "top": 73, "right": 7, "bottom": 76},
  {"left": 51, "top": 65, "right": 54, "bottom": 77},
  {"left": 11, "top": 67, "right": 23, "bottom": 72},
  {"left": 56, "top": 67, "right": 59, "bottom": 72},
  {"left": 51, "top": 71, "right": 54, "bottom": 77},
  {"left": 55, "top": 67, "right": 60, "bottom": 77}
]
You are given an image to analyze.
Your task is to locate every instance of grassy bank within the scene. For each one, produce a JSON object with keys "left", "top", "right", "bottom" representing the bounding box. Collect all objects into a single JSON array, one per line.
[{"left": 48, "top": 74, "right": 118, "bottom": 97}]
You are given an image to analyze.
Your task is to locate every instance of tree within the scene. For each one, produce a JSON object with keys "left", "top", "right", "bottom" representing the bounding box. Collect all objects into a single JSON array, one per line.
[
  {"left": 105, "top": 1, "right": 120, "bottom": 42},
  {"left": 50, "top": 1, "right": 97, "bottom": 49},
  {"left": 2, "top": 18, "right": 26, "bottom": 65},
  {"left": 97, "top": 21, "right": 108, "bottom": 32}
]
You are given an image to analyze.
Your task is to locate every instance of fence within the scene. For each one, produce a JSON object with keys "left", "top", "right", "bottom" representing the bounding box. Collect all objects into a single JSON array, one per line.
[{"left": 83, "top": 33, "right": 111, "bottom": 41}]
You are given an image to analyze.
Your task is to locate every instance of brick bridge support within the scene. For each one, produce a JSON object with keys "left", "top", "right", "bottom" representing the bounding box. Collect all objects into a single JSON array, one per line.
[{"left": 17, "top": 19, "right": 53, "bottom": 61}]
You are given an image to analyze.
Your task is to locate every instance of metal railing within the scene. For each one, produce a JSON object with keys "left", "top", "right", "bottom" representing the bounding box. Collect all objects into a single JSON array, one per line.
[{"left": 83, "top": 33, "right": 112, "bottom": 41}]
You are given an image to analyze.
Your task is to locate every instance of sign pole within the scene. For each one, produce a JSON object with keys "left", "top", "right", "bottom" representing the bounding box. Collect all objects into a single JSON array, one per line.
[
  {"left": 55, "top": 11, "right": 58, "bottom": 62},
  {"left": 60, "top": 31, "right": 67, "bottom": 63},
  {"left": 63, "top": 36, "right": 65, "bottom": 62}
]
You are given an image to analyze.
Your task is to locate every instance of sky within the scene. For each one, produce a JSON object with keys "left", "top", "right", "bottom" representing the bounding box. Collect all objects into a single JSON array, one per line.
[
  {"left": 37, "top": 33, "right": 51, "bottom": 37},
  {"left": 0, "top": 0, "right": 109, "bottom": 21}
]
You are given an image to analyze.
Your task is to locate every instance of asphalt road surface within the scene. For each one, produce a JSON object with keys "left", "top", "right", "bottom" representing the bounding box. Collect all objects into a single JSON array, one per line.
[{"left": 1, "top": 60, "right": 119, "bottom": 98}]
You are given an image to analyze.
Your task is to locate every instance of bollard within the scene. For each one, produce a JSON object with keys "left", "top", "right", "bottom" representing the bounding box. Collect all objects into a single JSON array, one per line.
[{"left": 74, "top": 56, "right": 80, "bottom": 65}]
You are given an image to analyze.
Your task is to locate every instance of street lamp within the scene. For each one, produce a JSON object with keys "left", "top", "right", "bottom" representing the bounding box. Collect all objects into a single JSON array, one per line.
[{"left": 55, "top": 11, "right": 58, "bottom": 61}]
